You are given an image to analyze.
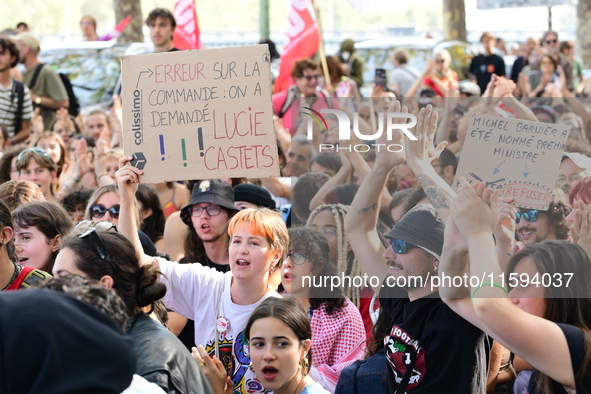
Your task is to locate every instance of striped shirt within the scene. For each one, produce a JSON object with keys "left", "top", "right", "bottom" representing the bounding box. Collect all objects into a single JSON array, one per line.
[{"left": 0, "top": 78, "right": 33, "bottom": 137}]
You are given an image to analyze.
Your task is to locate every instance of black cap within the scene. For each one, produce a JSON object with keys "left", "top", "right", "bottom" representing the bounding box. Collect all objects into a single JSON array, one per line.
[
  {"left": 233, "top": 184, "right": 276, "bottom": 210},
  {"left": 384, "top": 204, "right": 444, "bottom": 260},
  {"left": 180, "top": 180, "right": 238, "bottom": 225}
]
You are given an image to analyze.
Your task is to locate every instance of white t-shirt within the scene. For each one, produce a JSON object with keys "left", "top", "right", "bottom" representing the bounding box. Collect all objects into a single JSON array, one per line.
[{"left": 157, "top": 258, "right": 280, "bottom": 394}]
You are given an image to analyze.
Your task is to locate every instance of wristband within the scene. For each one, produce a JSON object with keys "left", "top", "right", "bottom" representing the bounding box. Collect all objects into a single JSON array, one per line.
[{"left": 471, "top": 282, "right": 509, "bottom": 303}]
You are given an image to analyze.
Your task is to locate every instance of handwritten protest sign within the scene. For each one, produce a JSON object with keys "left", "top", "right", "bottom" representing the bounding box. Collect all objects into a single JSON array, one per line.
[
  {"left": 454, "top": 113, "right": 570, "bottom": 210},
  {"left": 121, "top": 45, "right": 280, "bottom": 183}
]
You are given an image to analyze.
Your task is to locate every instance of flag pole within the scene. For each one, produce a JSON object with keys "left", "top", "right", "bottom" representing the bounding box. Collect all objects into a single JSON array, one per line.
[{"left": 313, "top": 3, "right": 331, "bottom": 86}]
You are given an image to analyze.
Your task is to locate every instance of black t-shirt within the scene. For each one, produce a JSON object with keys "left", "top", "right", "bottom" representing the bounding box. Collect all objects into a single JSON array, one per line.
[
  {"left": 469, "top": 54, "right": 506, "bottom": 94},
  {"left": 380, "top": 288, "right": 489, "bottom": 393},
  {"left": 528, "top": 323, "right": 591, "bottom": 394}
]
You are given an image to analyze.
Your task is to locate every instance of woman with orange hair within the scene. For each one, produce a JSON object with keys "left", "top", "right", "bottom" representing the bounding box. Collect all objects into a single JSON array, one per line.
[{"left": 116, "top": 157, "right": 289, "bottom": 394}]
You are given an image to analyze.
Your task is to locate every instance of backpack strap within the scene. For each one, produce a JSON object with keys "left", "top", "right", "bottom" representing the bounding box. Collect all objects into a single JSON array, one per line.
[
  {"left": 27, "top": 63, "right": 45, "bottom": 90},
  {"left": 278, "top": 85, "right": 299, "bottom": 118},
  {"left": 13, "top": 79, "right": 25, "bottom": 134}
]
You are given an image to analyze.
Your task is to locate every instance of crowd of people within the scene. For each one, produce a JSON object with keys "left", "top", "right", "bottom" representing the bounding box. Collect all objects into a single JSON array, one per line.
[{"left": 0, "top": 8, "right": 591, "bottom": 394}]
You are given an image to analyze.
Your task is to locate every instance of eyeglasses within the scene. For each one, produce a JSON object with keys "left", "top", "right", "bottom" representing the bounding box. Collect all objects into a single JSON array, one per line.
[
  {"left": 90, "top": 204, "right": 120, "bottom": 219},
  {"left": 75, "top": 220, "right": 118, "bottom": 233},
  {"left": 317, "top": 227, "right": 337, "bottom": 243},
  {"left": 389, "top": 239, "right": 418, "bottom": 254},
  {"left": 190, "top": 205, "right": 222, "bottom": 217},
  {"left": 556, "top": 174, "right": 582, "bottom": 183},
  {"left": 301, "top": 74, "right": 320, "bottom": 81},
  {"left": 286, "top": 251, "right": 307, "bottom": 265},
  {"left": 515, "top": 210, "right": 539, "bottom": 224},
  {"left": 17, "top": 147, "right": 52, "bottom": 162},
  {"left": 545, "top": 39, "right": 558, "bottom": 45},
  {"left": 78, "top": 221, "right": 118, "bottom": 277}
]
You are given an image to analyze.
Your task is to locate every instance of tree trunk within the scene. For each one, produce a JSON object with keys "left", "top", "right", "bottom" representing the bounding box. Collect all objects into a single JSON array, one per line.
[
  {"left": 578, "top": 0, "right": 591, "bottom": 68},
  {"left": 443, "top": 0, "right": 466, "bottom": 42},
  {"left": 114, "top": 0, "right": 143, "bottom": 43}
]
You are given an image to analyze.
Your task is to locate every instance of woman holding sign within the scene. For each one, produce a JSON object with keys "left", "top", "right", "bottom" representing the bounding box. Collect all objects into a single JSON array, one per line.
[{"left": 116, "top": 157, "right": 288, "bottom": 394}]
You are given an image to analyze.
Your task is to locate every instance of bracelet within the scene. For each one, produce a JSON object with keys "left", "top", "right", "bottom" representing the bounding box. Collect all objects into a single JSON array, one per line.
[
  {"left": 471, "top": 282, "right": 509, "bottom": 302},
  {"left": 72, "top": 177, "right": 81, "bottom": 184}
]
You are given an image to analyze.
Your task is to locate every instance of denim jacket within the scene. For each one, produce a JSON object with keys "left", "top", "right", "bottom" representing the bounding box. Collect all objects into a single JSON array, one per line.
[{"left": 335, "top": 350, "right": 387, "bottom": 394}]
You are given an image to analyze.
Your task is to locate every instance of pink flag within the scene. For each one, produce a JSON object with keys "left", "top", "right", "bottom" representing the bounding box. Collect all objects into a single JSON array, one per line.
[
  {"left": 98, "top": 16, "right": 132, "bottom": 41},
  {"left": 274, "top": 0, "right": 320, "bottom": 93},
  {"left": 172, "top": 0, "right": 203, "bottom": 50}
]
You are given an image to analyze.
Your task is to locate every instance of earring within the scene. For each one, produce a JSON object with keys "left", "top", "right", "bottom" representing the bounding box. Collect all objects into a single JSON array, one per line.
[
  {"left": 300, "top": 356, "right": 309, "bottom": 371},
  {"left": 434, "top": 265, "right": 439, "bottom": 273},
  {"left": 249, "top": 362, "right": 255, "bottom": 372}
]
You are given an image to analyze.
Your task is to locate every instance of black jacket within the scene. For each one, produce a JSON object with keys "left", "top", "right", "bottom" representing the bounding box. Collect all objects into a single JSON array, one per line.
[{"left": 127, "top": 312, "right": 213, "bottom": 394}]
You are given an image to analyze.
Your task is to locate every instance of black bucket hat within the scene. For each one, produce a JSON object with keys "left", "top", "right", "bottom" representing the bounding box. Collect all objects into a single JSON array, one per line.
[
  {"left": 233, "top": 184, "right": 276, "bottom": 210},
  {"left": 180, "top": 180, "right": 238, "bottom": 225},
  {"left": 384, "top": 204, "right": 444, "bottom": 260}
]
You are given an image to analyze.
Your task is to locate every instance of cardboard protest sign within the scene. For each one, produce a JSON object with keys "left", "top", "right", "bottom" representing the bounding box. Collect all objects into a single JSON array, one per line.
[
  {"left": 454, "top": 113, "right": 570, "bottom": 210},
  {"left": 121, "top": 45, "right": 280, "bottom": 183}
]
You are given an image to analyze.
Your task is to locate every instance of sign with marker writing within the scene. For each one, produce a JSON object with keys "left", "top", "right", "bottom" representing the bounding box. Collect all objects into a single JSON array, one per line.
[
  {"left": 454, "top": 113, "right": 570, "bottom": 210},
  {"left": 121, "top": 45, "right": 280, "bottom": 182}
]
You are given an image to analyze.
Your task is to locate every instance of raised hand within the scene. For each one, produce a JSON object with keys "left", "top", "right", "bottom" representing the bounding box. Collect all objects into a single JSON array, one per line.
[
  {"left": 451, "top": 178, "right": 498, "bottom": 238},
  {"left": 404, "top": 104, "right": 446, "bottom": 167},
  {"left": 115, "top": 156, "right": 141, "bottom": 202},
  {"left": 374, "top": 100, "right": 406, "bottom": 169}
]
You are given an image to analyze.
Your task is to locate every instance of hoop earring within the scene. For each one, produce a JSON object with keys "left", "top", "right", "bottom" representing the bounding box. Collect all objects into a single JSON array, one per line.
[
  {"left": 249, "top": 362, "right": 255, "bottom": 372},
  {"left": 300, "top": 357, "right": 309, "bottom": 371}
]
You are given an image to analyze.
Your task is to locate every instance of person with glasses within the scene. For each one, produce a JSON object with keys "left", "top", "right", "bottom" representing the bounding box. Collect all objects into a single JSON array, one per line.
[
  {"left": 469, "top": 32, "right": 506, "bottom": 95},
  {"left": 272, "top": 59, "right": 337, "bottom": 136},
  {"left": 344, "top": 106, "right": 490, "bottom": 393},
  {"left": 511, "top": 188, "right": 571, "bottom": 249},
  {"left": 80, "top": 15, "right": 98, "bottom": 42},
  {"left": 84, "top": 184, "right": 159, "bottom": 257},
  {"left": 116, "top": 157, "right": 289, "bottom": 394},
  {"left": 538, "top": 30, "right": 574, "bottom": 92},
  {"left": 51, "top": 220, "right": 213, "bottom": 394},
  {"left": 179, "top": 179, "right": 239, "bottom": 272},
  {"left": 15, "top": 147, "right": 58, "bottom": 201},
  {"left": 423, "top": 48, "right": 459, "bottom": 98},
  {"left": 282, "top": 226, "right": 365, "bottom": 392},
  {"left": 556, "top": 153, "right": 591, "bottom": 194}
]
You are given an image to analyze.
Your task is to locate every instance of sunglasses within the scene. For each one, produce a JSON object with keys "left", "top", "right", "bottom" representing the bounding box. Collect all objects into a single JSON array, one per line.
[
  {"left": 301, "top": 74, "right": 320, "bottom": 81},
  {"left": 556, "top": 174, "right": 582, "bottom": 183},
  {"left": 17, "top": 147, "right": 52, "bottom": 162},
  {"left": 90, "top": 204, "right": 120, "bottom": 219},
  {"left": 190, "top": 205, "right": 222, "bottom": 217},
  {"left": 515, "top": 210, "right": 539, "bottom": 224},
  {"left": 545, "top": 39, "right": 558, "bottom": 44},
  {"left": 78, "top": 221, "right": 118, "bottom": 276},
  {"left": 286, "top": 251, "right": 307, "bottom": 265},
  {"left": 389, "top": 239, "right": 418, "bottom": 254}
]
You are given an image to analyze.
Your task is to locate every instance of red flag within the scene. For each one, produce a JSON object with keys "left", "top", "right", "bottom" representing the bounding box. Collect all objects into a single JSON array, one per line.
[
  {"left": 274, "top": 0, "right": 320, "bottom": 93},
  {"left": 98, "top": 15, "right": 132, "bottom": 41},
  {"left": 172, "top": 0, "right": 203, "bottom": 50}
]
